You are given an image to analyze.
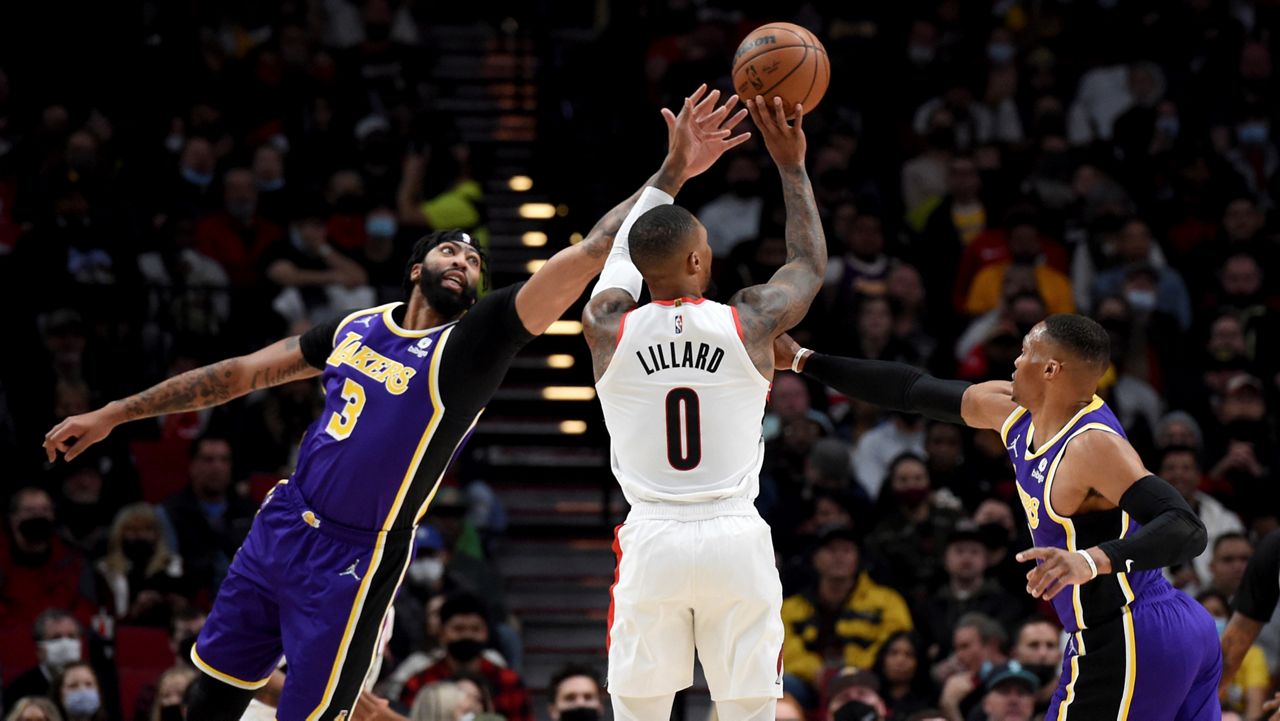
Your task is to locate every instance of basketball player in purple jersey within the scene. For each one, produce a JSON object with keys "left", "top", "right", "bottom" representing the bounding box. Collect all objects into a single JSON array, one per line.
[
  {"left": 776, "top": 314, "right": 1222, "bottom": 720},
  {"left": 41, "top": 86, "right": 749, "bottom": 721}
]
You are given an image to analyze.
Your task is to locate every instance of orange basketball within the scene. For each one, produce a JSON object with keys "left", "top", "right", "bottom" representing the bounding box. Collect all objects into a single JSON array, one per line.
[{"left": 732, "top": 22, "right": 829, "bottom": 118}]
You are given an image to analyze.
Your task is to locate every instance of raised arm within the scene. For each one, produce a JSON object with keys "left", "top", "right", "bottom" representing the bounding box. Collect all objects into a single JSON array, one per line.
[
  {"left": 729, "top": 97, "right": 826, "bottom": 346},
  {"left": 582, "top": 86, "right": 750, "bottom": 377},
  {"left": 43, "top": 336, "right": 321, "bottom": 462}
]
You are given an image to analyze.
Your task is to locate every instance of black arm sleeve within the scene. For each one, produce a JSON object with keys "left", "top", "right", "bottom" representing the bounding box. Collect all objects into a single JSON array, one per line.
[
  {"left": 1234, "top": 530, "right": 1280, "bottom": 621},
  {"left": 1096, "top": 475, "right": 1208, "bottom": 573},
  {"left": 299, "top": 315, "right": 349, "bottom": 369},
  {"left": 801, "top": 353, "right": 971, "bottom": 425},
  {"left": 438, "top": 282, "right": 535, "bottom": 409}
]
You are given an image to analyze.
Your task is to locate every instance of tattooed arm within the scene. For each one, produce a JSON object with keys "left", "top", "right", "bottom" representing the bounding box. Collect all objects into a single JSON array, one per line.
[
  {"left": 43, "top": 336, "right": 321, "bottom": 461},
  {"left": 521, "top": 84, "right": 750, "bottom": 338},
  {"left": 729, "top": 97, "right": 826, "bottom": 377}
]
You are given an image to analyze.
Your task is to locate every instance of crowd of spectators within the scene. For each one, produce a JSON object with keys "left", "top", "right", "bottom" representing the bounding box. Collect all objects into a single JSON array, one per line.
[{"left": 0, "top": 1, "right": 1278, "bottom": 721}]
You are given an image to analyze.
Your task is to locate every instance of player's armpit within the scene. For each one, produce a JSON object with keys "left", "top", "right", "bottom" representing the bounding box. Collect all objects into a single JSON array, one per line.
[
  {"left": 959, "top": 381, "right": 1017, "bottom": 431},
  {"left": 728, "top": 282, "right": 803, "bottom": 345}
]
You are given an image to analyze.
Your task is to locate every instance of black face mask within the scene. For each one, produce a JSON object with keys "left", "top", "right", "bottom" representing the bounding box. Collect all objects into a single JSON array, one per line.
[
  {"left": 833, "top": 700, "right": 879, "bottom": 721},
  {"left": 160, "top": 705, "right": 184, "bottom": 721},
  {"left": 978, "top": 522, "right": 1009, "bottom": 549},
  {"left": 418, "top": 265, "right": 478, "bottom": 318},
  {"left": 18, "top": 516, "right": 55, "bottom": 544},
  {"left": 446, "top": 638, "right": 485, "bottom": 663},
  {"left": 122, "top": 539, "right": 155, "bottom": 565},
  {"left": 558, "top": 708, "right": 601, "bottom": 721},
  {"left": 1024, "top": 663, "right": 1059, "bottom": 685}
]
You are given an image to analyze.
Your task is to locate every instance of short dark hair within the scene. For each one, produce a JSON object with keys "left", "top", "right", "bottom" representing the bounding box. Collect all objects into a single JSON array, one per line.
[
  {"left": 1042, "top": 314, "right": 1110, "bottom": 367},
  {"left": 1012, "top": 617, "right": 1057, "bottom": 645},
  {"left": 956, "top": 612, "right": 1007, "bottom": 649},
  {"left": 629, "top": 205, "right": 700, "bottom": 275},
  {"left": 171, "top": 606, "right": 207, "bottom": 639},
  {"left": 1157, "top": 445, "right": 1200, "bottom": 470},
  {"left": 548, "top": 663, "right": 602, "bottom": 700},
  {"left": 33, "top": 608, "right": 78, "bottom": 642},
  {"left": 439, "top": 592, "right": 489, "bottom": 626},
  {"left": 189, "top": 433, "right": 231, "bottom": 460},
  {"left": 402, "top": 230, "right": 489, "bottom": 299},
  {"left": 1213, "top": 531, "right": 1249, "bottom": 555}
]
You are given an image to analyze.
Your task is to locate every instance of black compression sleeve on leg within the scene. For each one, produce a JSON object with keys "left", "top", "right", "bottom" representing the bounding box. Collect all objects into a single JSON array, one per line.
[
  {"left": 185, "top": 672, "right": 258, "bottom": 721},
  {"left": 1097, "top": 474, "right": 1208, "bottom": 573},
  {"left": 801, "top": 353, "right": 971, "bottom": 425}
]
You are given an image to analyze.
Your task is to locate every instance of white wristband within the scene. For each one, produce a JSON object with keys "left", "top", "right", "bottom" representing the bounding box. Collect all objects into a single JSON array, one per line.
[
  {"left": 790, "top": 348, "right": 811, "bottom": 373},
  {"left": 1076, "top": 549, "right": 1099, "bottom": 580}
]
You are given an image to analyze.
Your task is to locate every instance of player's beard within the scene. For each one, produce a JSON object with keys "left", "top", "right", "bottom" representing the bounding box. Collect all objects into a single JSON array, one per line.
[{"left": 419, "top": 266, "right": 477, "bottom": 319}]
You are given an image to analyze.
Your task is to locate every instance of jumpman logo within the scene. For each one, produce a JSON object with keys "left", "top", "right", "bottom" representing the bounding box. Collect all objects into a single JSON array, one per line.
[
  {"left": 354, "top": 316, "right": 375, "bottom": 328},
  {"left": 340, "top": 560, "right": 362, "bottom": 581},
  {"left": 1007, "top": 434, "right": 1020, "bottom": 452}
]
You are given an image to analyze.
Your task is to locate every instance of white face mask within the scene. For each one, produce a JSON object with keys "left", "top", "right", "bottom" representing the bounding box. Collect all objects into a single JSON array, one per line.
[
  {"left": 40, "top": 637, "right": 82, "bottom": 669},
  {"left": 407, "top": 557, "right": 444, "bottom": 587}
]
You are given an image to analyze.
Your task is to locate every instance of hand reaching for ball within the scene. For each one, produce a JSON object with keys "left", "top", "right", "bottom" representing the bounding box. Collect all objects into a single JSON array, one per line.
[
  {"left": 660, "top": 84, "right": 751, "bottom": 182},
  {"left": 748, "top": 96, "right": 806, "bottom": 170}
]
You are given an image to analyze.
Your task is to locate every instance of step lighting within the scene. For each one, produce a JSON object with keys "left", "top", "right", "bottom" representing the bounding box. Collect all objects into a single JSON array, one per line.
[
  {"left": 546, "top": 354, "right": 575, "bottom": 369},
  {"left": 556, "top": 204, "right": 569, "bottom": 217},
  {"left": 521, "top": 231, "right": 547, "bottom": 247},
  {"left": 569, "top": 232, "right": 584, "bottom": 244},
  {"left": 519, "top": 203, "right": 556, "bottom": 219},
  {"left": 545, "top": 320, "right": 582, "bottom": 335},
  {"left": 542, "top": 386, "right": 596, "bottom": 401},
  {"left": 508, "top": 175, "right": 533, "bottom": 192},
  {"left": 526, "top": 259, "right": 547, "bottom": 273},
  {"left": 559, "top": 420, "right": 588, "bottom": 434}
]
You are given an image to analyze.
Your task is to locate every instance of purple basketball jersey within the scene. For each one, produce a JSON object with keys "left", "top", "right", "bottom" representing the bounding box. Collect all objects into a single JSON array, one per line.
[{"left": 1000, "top": 396, "right": 1172, "bottom": 633}]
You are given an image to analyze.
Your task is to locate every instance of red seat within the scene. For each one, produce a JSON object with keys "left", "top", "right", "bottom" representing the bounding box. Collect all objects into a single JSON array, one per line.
[
  {"left": 249, "top": 473, "right": 283, "bottom": 504},
  {"left": 115, "top": 626, "right": 175, "bottom": 669},
  {"left": 131, "top": 440, "right": 191, "bottom": 503},
  {"left": 115, "top": 626, "right": 175, "bottom": 720},
  {"left": 0, "top": 625, "right": 37, "bottom": 685}
]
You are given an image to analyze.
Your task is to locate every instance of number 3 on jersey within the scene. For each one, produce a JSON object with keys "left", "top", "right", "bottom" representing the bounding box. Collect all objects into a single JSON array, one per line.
[
  {"left": 325, "top": 378, "right": 367, "bottom": 440},
  {"left": 665, "top": 387, "right": 701, "bottom": 470}
]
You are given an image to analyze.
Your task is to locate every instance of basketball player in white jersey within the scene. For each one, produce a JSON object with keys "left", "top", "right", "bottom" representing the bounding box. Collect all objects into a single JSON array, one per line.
[{"left": 581, "top": 94, "right": 826, "bottom": 721}]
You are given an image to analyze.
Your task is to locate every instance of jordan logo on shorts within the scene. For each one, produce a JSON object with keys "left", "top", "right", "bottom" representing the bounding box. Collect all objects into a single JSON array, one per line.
[{"left": 340, "top": 560, "right": 362, "bottom": 580}]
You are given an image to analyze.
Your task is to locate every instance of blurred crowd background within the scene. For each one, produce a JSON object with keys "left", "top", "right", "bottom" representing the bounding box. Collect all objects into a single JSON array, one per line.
[{"left": 0, "top": 1, "right": 1278, "bottom": 721}]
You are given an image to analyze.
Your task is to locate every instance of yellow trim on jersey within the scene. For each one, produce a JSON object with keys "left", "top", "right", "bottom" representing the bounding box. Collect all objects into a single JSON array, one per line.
[
  {"left": 1118, "top": 607, "right": 1137, "bottom": 720},
  {"left": 1042, "top": 421, "right": 1121, "bottom": 631},
  {"left": 382, "top": 303, "right": 433, "bottom": 338},
  {"left": 305, "top": 329, "right": 452, "bottom": 721},
  {"left": 380, "top": 326, "right": 450, "bottom": 530},
  {"left": 1057, "top": 631, "right": 1084, "bottom": 720},
  {"left": 1025, "top": 395, "right": 1105, "bottom": 459},
  {"left": 413, "top": 409, "right": 483, "bottom": 525},
  {"left": 1000, "top": 406, "right": 1028, "bottom": 445},
  {"left": 332, "top": 304, "right": 400, "bottom": 345},
  {"left": 1117, "top": 513, "right": 1136, "bottom": 604},
  {"left": 190, "top": 644, "right": 273, "bottom": 690}
]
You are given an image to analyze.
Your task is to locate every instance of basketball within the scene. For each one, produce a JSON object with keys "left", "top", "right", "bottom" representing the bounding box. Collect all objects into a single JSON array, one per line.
[{"left": 732, "top": 23, "right": 829, "bottom": 118}]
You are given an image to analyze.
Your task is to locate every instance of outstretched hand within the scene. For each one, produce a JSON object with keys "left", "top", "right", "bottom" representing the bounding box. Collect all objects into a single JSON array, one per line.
[
  {"left": 661, "top": 84, "right": 752, "bottom": 181},
  {"left": 44, "top": 407, "right": 118, "bottom": 462},
  {"left": 747, "top": 95, "right": 806, "bottom": 169}
]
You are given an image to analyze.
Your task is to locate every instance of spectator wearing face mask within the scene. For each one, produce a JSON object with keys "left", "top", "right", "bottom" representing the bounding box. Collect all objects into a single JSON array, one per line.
[
  {"left": 1198, "top": 590, "right": 1267, "bottom": 720},
  {"left": 52, "top": 662, "right": 105, "bottom": 721},
  {"left": 193, "top": 168, "right": 284, "bottom": 288},
  {"left": 546, "top": 664, "right": 605, "bottom": 721},
  {"left": 697, "top": 155, "right": 764, "bottom": 258},
  {"left": 1090, "top": 219, "right": 1192, "bottom": 330},
  {"left": 354, "top": 206, "right": 411, "bottom": 304},
  {"left": 93, "top": 503, "right": 188, "bottom": 626},
  {"left": 0, "top": 487, "right": 96, "bottom": 636},
  {"left": 6, "top": 610, "right": 85, "bottom": 703},
  {"left": 399, "top": 593, "right": 531, "bottom": 721},
  {"left": 149, "top": 666, "right": 197, "bottom": 721}
]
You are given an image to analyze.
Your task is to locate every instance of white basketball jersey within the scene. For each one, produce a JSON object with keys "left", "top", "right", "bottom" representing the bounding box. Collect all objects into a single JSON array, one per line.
[{"left": 596, "top": 297, "right": 771, "bottom": 504}]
